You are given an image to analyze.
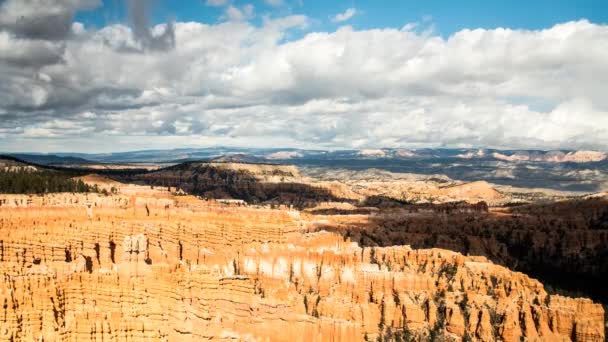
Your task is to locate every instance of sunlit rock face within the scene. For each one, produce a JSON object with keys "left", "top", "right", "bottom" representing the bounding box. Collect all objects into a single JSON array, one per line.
[{"left": 0, "top": 193, "right": 604, "bottom": 341}]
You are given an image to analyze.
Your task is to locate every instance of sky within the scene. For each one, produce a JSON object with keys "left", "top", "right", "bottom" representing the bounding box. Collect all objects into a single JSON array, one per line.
[{"left": 0, "top": 0, "right": 607, "bottom": 153}]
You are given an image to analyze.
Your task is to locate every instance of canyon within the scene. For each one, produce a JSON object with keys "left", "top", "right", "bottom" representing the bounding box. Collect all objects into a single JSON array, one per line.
[
  {"left": 0, "top": 158, "right": 607, "bottom": 341},
  {"left": 0, "top": 187, "right": 605, "bottom": 341},
  {"left": 314, "top": 198, "right": 608, "bottom": 303}
]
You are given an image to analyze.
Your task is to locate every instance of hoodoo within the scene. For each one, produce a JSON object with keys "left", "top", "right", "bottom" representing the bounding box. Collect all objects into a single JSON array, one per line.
[{"left": 0, "top": 189, "right": 603, "bottom": 341}]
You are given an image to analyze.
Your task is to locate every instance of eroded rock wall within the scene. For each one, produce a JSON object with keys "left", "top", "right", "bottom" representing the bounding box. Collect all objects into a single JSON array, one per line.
[{"left": 0, "top": 194, "right": 603, "bottom": 341}]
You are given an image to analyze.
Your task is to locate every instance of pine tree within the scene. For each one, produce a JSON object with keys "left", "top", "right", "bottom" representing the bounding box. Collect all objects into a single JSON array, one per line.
[{"left": 0, "top": 170, "right": 97, "bottom": 194}]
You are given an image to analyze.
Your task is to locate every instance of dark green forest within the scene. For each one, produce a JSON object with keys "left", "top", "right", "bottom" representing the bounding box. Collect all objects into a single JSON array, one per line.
[{"left": 0, "top": 170, "right": 95, "bottom": 194}]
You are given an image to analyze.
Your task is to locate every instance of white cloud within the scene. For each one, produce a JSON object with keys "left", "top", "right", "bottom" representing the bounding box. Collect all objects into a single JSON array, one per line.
[
  {"left": 0, "top": 0, "right": 100, "bottom": 40},
  {"left": 0, "top": 3, "right": 607, "bottom": 153},
  {"left": 401, "top": 22, "right": 417, "bottom": 31},
  {"left": 264, "top": 0, "right": 283, "bottom": 6},
  {"left": 206, "top": 0, "right": 229, "bottom": 6},
  {"left": 331, "top": 8, "right": 357, "bottom": 23},
  {"left": 224, "top": 4, "right": 255, "bottom": 21}
]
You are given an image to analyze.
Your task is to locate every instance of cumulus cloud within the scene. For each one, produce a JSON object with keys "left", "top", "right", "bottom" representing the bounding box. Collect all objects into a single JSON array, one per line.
[
  {"left": 0, "top": 31, "right": 65, "bottom": 67},
  {"left": 0, "top": 0, "right": 99, "bottom": 40},
  {"left": 0, "top": 1, "right": 607, "bottom": 152},
  {"left": 223, "top": 4, "right": 255, "bottom": 22},
  {"left": 331, "top": 8, "right": 357, "bottom": 23},
  {"left": 126, "top": 0, "right": 175, "bottom": 51}
]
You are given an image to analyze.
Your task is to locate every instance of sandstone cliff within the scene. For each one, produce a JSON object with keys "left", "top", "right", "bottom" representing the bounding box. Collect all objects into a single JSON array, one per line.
[
  {"left": 0, "top": 192, "right": 603, "bottom": 341},
  {"left": 319, "top": 198, "right": 608, "bottom": 304}
]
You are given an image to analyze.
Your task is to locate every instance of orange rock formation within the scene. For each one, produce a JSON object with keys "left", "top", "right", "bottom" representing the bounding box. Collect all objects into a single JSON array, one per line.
[{"left": 0, "top": 192, "right": 604, "bottom": 341}]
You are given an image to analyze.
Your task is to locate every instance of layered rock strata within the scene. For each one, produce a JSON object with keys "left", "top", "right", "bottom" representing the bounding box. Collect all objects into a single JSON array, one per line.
[{"left": 0, "top": 193, "right": 603, "bottom": 341}]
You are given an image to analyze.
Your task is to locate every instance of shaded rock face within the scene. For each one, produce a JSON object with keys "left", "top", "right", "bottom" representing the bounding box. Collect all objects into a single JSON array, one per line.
[
  {"left": 113, "top": 162, "right": 345, "bottom": 209},
  {"left": 0, "top": 194, "right": 604, "bottom": 341},
  {"left": 325, "top": 198, "right": 608, "bottom": 303}
]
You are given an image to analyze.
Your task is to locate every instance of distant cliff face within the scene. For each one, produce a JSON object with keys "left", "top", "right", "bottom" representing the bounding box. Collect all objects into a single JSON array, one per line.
[
  {"left": 112, "top": 162, "right": 346, "bottom": 208},
  {"left": 491, "top": 150, "right": 607, "bottom": 163},
  {"left": 0, "top": 157, "right": 38, "bottom": 172},
  {"left": 111, "top": 162, "right": 511, "bottom": 208},
  {"left": 0, "top": 193, "right": 604, "bottom": 341},
  {"left": 322, "top": 198, "right": 608, "bottom": 304}
]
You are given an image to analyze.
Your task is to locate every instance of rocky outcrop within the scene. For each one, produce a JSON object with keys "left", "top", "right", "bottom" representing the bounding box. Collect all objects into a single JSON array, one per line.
[
  {"left": 320, "top": 198, "right": 608, "bottom": 305},
  {"left": 434, "top": 181, "right": 503, "bottom": 202},
  {"left": 0, "top": 193, "right": 604, "bottom": 341},
  {"left": 492, "top": 150, "right": 607, "bottom": 163},
  {"left": 0, "top": 157, "right": 38, "bottom": 172},
  {"left": 113, "top": 162, "right": 343, "bottom": 208}
]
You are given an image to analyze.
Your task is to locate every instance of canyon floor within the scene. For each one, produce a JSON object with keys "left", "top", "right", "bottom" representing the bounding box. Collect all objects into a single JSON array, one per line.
[{"left": 0, "top": 157, "right": 606, "bottom": 341}]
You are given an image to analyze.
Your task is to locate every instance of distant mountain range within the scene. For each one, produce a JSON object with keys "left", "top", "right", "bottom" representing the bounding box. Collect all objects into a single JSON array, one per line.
[
  {"left": 6, "top": 147, "right": 606, "bottom": 164},
  {"left": 2, "top": 147, "right": 608, "bottom": 192},
  {"left": 7, "top": 154, "right": 94, "bottom": 165}
]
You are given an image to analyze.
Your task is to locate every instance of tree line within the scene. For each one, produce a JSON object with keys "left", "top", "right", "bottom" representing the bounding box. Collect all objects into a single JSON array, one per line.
[{"left": 0, "top": 170, "right": 96, "bottom": 194}]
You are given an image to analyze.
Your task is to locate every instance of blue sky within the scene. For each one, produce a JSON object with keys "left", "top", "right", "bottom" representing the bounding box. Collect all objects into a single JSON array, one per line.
[{"left": 75, "top": 0, "right": 608, "bottom": 36}]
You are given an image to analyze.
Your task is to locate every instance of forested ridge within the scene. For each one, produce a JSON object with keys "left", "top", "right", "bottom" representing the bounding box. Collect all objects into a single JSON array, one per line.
[{"left": 0, "top": 170, "right": 95, "bottom": 194}]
